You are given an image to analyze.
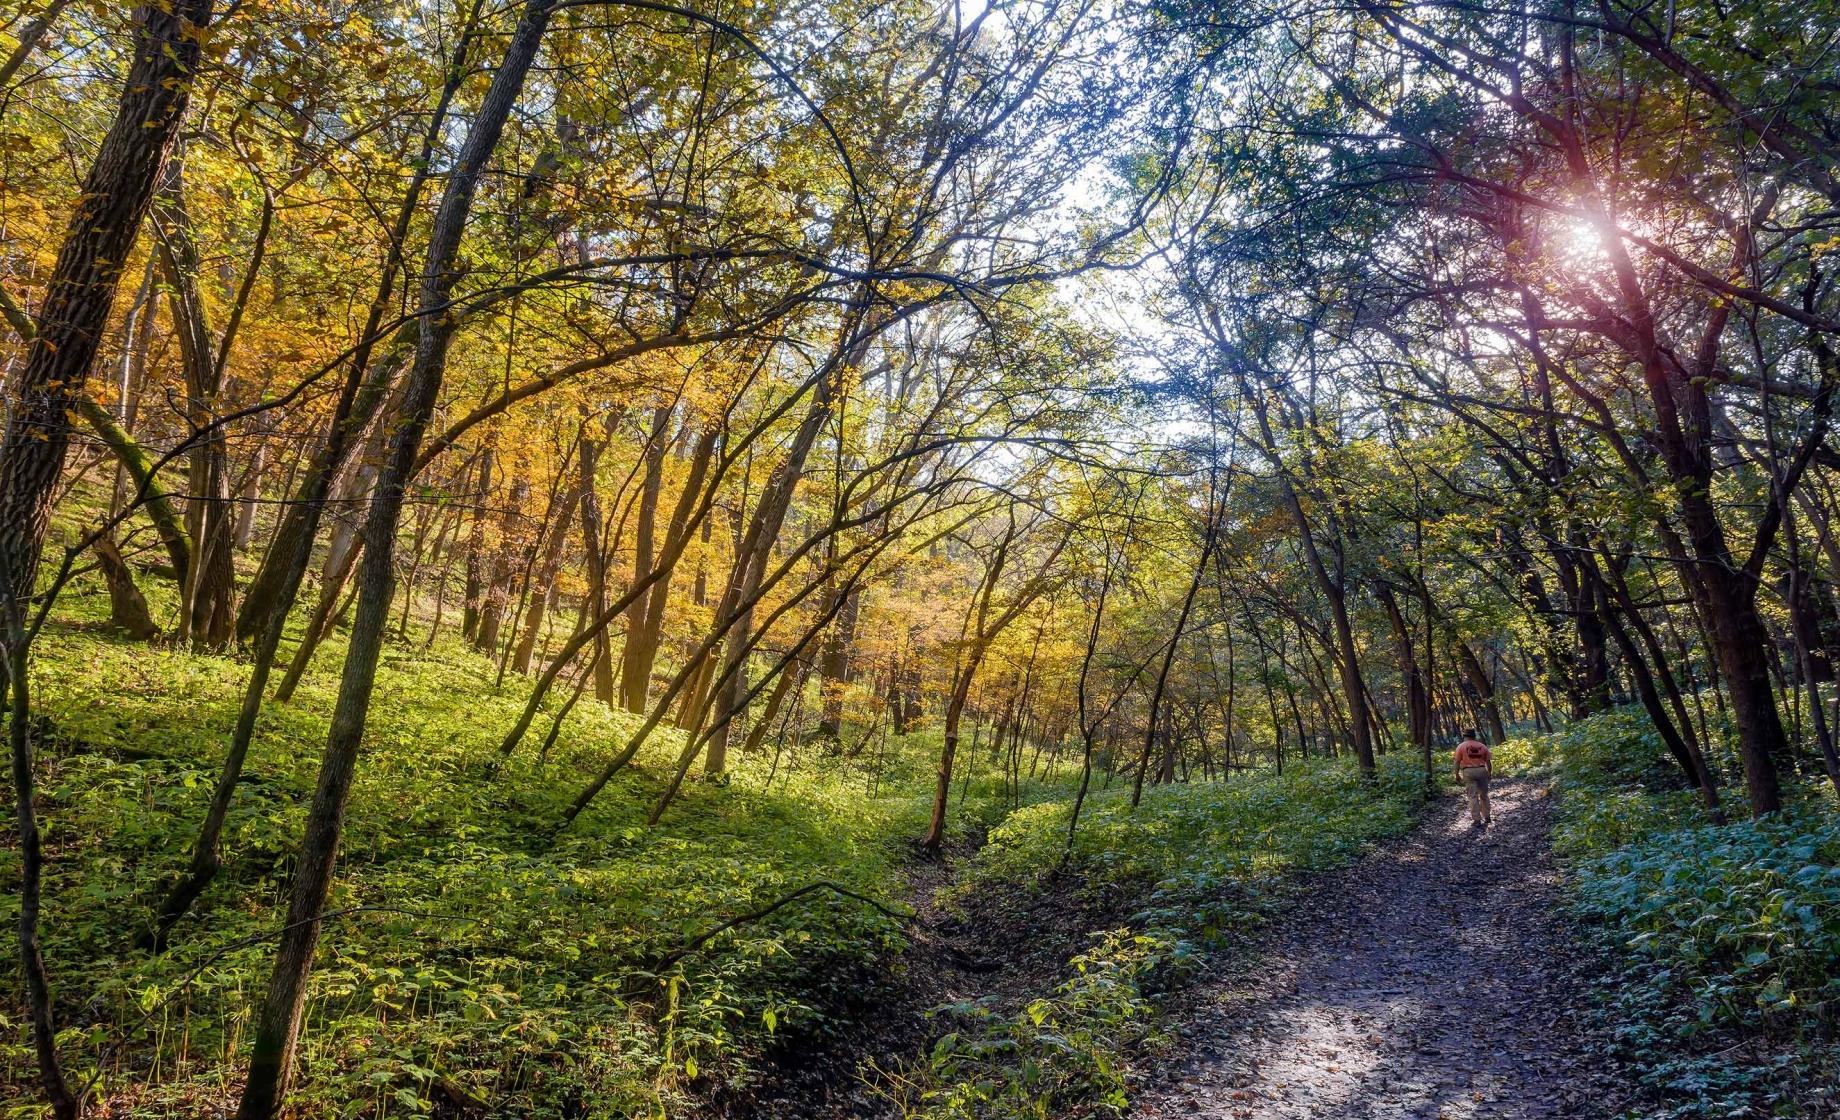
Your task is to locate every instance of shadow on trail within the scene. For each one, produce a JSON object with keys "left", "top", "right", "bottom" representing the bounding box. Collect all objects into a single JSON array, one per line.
[{"left": 1136, "top": 780, "right": 1629, "bottom": 1120}]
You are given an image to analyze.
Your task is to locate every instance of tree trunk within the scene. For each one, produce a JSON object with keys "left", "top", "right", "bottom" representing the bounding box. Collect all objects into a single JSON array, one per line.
[
  {"left": 1685, "top": 493, "right": 1788, "bottom": 815},
  {"left": 1602, "top": 604, "right": 1723, "bottom": 815},
  {"left": 919, "top": 527, "right": 1063, "bottom": 850},
  {"left": 576, "top": 433, "right": 617, "bottom": 705},
  {"left": 701, "top": 403, "right": 833, "bottom": 771},
  {"left": 1133, "top": 510, "right": 1215, "bottom": 805},
  {"left": 1155, "top": 707, "right": 1179, "bottom": 785},
  {"left": 6, "top": 638, "right": 80, "bottom": 1120},
  {"left": 461, "top": 446, "right": 495, "bottom": 644},
  {"left": 233, "top": 337, "right": 409, "bottom": 645},
  {"left": 1252, "top": 405, "right": 1374, "bottom": 772},
  {"left": 618, "top": 405, "right": 670, "bottom": 710},
  {"left": 156, "top": 155, "right": 240, "bottom": 651},
  {"left": 475, "top": 470, "right": 526, "bottom": 655},
  {"left": 235, "top": 6, "right": 554, "bottom": 1114},
  {"left": 621, "top": 426, "right": 715, "bottom": 707},
  {"left": 690, "top": 312, "right": 879, "bottom": 765},
  {"left": 1377, "top": 581, "right": 1432, "bottom": 784},
  {"left": 185, "top": 451, "right": 237, "bottom": 648},
  {"left": 0, "top": 0, "right": 213, "bottom": 607},
  {"left": 816, "top": 580, "right": 860, "bottom": 738},
  {"left": 1598, "top": 551, "right": 1716, "bottom": 775},
  {"left": 1784, "top": 510, "right": 1840, "bottom": 793},
  {"left": 233, "top": 446, "right": 263, "bottom": 551},
  {"left": 740, "top": 654, "right": 802, "bottom": 756},
  {"left": 1573, "top": 588, "right": 1613, "bottom": 717},
  {"left": 921, "top": 650, "right": 983, "bottom": 852},
  {"left": 0, "top": 0, "right": 76, "bottom": 89},
  {"left": 272, "top": 525, "right": 363, "bottom": 704},
  {"left": 1454, "top": 637, "right": 1506, "bottom": 745},
  {"left": 1783, "top": 568, "right": 1835, "bottom": 684},
  {"left": 71, "top": 397, "right": 191, "bottom": 580},
  {"left": 513, "top": 480, "right": 579, "bottom": 674},
  {"left": 1559, "top": 124, "right": 1787, "bottom": 812},
  {"left": 0, "top": 8, "right": 214, "bottom": 1115},
  {"left": 93, "top": 532, "right": 159, "bottom": 641}
]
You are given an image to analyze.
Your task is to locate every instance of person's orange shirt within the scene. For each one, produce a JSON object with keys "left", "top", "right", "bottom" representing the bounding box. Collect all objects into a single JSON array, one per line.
[{"left": 1454, "top": 739, "right": 1491, "bottom": 770}]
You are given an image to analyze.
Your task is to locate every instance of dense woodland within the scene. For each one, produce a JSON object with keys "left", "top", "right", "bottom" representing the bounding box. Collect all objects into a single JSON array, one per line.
[{"left": 3, "top": 0, "right": 1839, "bottom": 1116}]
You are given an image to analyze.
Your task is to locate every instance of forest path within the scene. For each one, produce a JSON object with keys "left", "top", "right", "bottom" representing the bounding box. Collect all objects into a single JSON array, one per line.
[{"left": 1134, "top": 779, "right": 1629, "bottom": 1120}]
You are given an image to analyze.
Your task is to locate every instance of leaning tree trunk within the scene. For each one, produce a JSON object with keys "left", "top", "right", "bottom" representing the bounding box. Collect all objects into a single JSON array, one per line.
[
  {"left": 0, "top": 0, "right": 213, "bottom": 605},
  {"left": 229, "top": 5, "right": 474, "bottom": 651},
  {"left": 1247, "top": 393, "right": 1375, "bottom": 774},
  {"left": 919, "top": 529, "right": 1063, "bottom": 851},
  {"left": 1454, "top": 637, "right": 1506, "bottom": 745},
  {"left": 235, "top": 6, "right": 555, "bottom": 1115},
  {"left": 269, "top": 419, "right": 387, "bottom": 702},
  {"left": 1567, "top": 140, "right": 1786, "bottom": 813},
  {"left": 151, "top": 0, "right": 483, "bottom": 950},
  {"left": 92, "top": 533, "right": 160, "bottom": 641},
  {"left": 921, "top": 646, "right": 988, "bottom": 852},
  {"left": 1132, "top": 510, "right": 1215, "bottom": 806},
  {"left": 740, "top": 655, "right": 804, "bottom": 756},
  {"left": 0, "top": 6, "right": 214, "bottom": 1118},
  {"left": 234, "top": 338, "right": 407, "bottom": 645},
  {"left": 701, "top": 394, "right": 837, "bottom": 772},
  {"left": 694, "top": 306, "right": 876, "bottom": 768},
  {"left": 1602, "top": 605, "right": 1722, "bottom": 815},
  {"left": 0, "top": 0, "right": 76, "bottom": 89},
  {"left": 1376, "top": 581, "right": 1431, "bottom": 782}
]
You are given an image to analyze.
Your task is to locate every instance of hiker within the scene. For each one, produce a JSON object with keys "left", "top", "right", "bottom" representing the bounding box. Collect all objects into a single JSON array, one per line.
[{"left": 1454, "top": 729, "right": 1493, "bottom": 826}]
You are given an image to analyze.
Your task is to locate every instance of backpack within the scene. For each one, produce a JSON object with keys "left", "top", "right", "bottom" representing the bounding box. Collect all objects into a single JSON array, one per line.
[{"left": 1457, "top": 741, "right": 1489, "bottom": 767}]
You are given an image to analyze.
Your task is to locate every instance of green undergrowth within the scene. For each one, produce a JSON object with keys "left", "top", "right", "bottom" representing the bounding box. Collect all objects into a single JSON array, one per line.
[
  {"left": 1, "top": 579, "right": 1440, "bottom": 1120},
  {"left": 1500, "top": 710, "right": 1840, "bottom": 1119},
  {"left": 886, "top": 756, "right": 1430, "bottom": 1119},
  {"left": 0, "top": 586, "right": 1062, "bottom": 1118}
]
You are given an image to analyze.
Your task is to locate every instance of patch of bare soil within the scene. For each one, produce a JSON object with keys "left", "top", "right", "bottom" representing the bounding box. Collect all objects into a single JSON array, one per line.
[
  {"left": 1131, "top": 779, "right": 1630, "bottom": 1120},
  {"left": 722, "top": 835, "right": 1134, "bottom": 1120}
]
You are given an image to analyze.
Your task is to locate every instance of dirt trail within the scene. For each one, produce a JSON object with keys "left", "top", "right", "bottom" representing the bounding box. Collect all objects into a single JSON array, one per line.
[{"left": 1135, "top": 779, "right": 1629, "bottom": 1120}]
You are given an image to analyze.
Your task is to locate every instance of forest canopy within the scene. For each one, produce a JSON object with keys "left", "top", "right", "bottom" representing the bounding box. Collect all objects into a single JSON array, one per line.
[{"left": 3, "top": 0, "right": 1838, "bottom": 1116}]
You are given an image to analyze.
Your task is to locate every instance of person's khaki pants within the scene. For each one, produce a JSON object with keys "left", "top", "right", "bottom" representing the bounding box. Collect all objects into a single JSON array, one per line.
[{"left": 1460, "top": 765, "right": 1491, "bottom": 821}]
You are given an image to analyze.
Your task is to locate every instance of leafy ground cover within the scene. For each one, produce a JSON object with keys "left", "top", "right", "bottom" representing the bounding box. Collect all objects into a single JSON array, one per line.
[
  {"left": 0, "top": 588, "right": 1049, "bottom": 1119},
  {"left": 3, "top": 587, "right": 1431, "bottom": 1120},
  {"left": 1500, "top": 711, "right": 1840, "bottom": 1119}
]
